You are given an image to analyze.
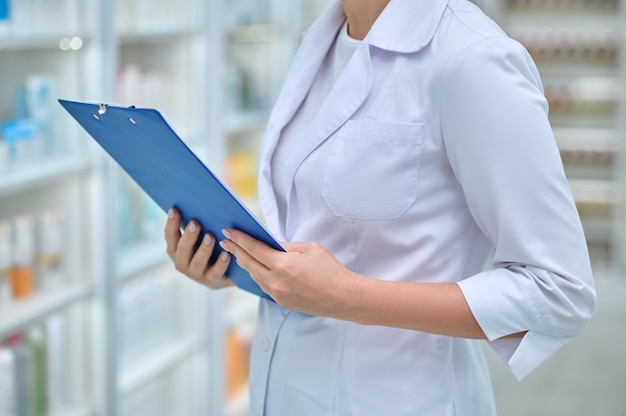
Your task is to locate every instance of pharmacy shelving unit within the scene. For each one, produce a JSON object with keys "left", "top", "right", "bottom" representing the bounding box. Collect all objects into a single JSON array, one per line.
[
  {"left": 0, "top": 0, "right": 215, "bottom": 415},
  {"left": 0, "top": 1, "right": 103, "bottom": 415},
  {"left": 489, "top": 0, "right": 623, "bottom": 280},
  {"left": 103, "top": 1, "right": 215, "bottom": 416}
]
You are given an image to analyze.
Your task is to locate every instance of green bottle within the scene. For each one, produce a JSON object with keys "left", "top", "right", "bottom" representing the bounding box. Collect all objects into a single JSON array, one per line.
[{"left": 25, "top": 327, "right": 48, "bottom": 416}]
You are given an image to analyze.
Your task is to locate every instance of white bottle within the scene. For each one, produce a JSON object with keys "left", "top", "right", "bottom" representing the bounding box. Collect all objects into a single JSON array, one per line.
[
  {"left": 45, "top": 314, "right": 68, "bottom": 413},
  {"left": 0, "top": 221, "right": 11, "bottom": 308},
  {"left": 35, "top": 210, "right": 64, "bottom": 291},
  {"left": 0, "top": 346, "right": 17, "bottom": 416},
  {"left": 25, "top": 75, "right": 58, "bottom": 158}
]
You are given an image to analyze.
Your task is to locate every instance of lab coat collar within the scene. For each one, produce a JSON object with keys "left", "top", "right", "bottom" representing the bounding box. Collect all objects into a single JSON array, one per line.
[
  {"left": 306, "top": 0, "right": 451, "bottom": 53},
  {"left": 258, "top": 0, "right": 451, "bottom": 240}
]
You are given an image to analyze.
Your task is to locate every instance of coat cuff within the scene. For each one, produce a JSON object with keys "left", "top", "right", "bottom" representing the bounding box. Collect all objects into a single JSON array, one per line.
[{"left": 457, "top": 268, "right": 565, "bottom": 380}]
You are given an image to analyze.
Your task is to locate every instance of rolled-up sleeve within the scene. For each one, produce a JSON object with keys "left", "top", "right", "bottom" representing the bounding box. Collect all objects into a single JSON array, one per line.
[{"left": 440, "top": 37, "right": 596, "bottom": 380}]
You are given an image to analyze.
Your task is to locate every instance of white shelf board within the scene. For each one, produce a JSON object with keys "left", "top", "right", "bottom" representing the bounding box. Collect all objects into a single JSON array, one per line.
[
  {"left": 0, "top": 157, "right": 91, "bottom": 198},
  {"left": 569, "top": 178, "right": 616, "bottom": 205},
  {"left": 0, "top": 281, "right": 93, "bottom": 339},
  {"left": 118, "top": 336, "right": 200, "bottom": 394},
  {"left": 118, "top": 23, "right": 197, "bottom": 42},
  {"left": 226, "top": 109, "right": 269, "bottom": 134},
  {"left": 0, "top": 33, "right": 91, "bottom": 51},
  {"left": 503, "top": 11, "right": 622, "bottom": 31},
  {"left": 117, "top": 239, "right": 170, "bottom": 281}
]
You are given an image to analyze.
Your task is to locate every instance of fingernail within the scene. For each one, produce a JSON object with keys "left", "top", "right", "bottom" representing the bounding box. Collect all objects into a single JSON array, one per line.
[
  {"left": 221, "top": 229, "right": 231, "bottom": 239},
  {"left": 219, "top": 240, "right": 229, "bottom": 252},
  {"left": 202, "top": 234, "right": 212, "bottom": 246},
  {"left": 219, "top": 251, "right": 230, "bottom": 262},
  {"left": 168, "top": 208, "right": 174, "bottom": 219},
  {"left": 189, "top": 222, "right": 197, "bottom": 233}
]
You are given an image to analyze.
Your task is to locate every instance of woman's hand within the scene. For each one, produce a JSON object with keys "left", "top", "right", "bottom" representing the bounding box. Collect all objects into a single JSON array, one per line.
[
  {"left": 164, "top": 207, "right": 234, "bottom": 290},
  {"left": 219, "top": 228, "right": 362, "bottom": 319}
]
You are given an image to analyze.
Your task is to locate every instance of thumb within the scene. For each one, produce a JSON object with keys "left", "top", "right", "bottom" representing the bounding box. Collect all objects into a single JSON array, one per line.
[{"left": 281, "top": 241, "right": 310, "bottom": 253}]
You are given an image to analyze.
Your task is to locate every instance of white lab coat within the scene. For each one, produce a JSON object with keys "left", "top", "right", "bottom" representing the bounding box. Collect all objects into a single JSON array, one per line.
[{"left": 250, "top": 0, "right": 596, "bottom": 415}]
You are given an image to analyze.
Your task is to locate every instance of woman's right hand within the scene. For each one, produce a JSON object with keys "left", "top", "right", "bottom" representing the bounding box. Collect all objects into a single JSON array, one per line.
[{"left": 164, "top": 207, "right": 234, "bottom": 290}]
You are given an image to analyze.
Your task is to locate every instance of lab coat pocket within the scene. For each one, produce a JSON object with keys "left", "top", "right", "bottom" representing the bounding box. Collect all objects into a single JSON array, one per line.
[{"left": 322, "top": 120, "right": 424, "bottom": 219}]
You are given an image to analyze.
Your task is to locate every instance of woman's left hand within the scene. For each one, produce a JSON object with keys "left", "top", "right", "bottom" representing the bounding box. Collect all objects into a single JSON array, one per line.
[{"left": 219, "top": 228, "right": 360, "bottom": 318}]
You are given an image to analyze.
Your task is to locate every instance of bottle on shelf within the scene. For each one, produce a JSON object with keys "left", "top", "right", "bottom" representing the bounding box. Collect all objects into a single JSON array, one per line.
[
  {"left": 0, "top": 221, "right": 11, "bottom": 308},
  {"left": 24, "top": 326, "right": 48, "bottom": 416},
  {"left": 0, "top": 343, "right": 16, "bottom": 416},
  {"left": 9, "top": 215, "right": 36, "bottom": 300},
  {"left": 35, "top": 209, "right": 65, "bottom": 291},
  {"left": 24, "top": 75, "right": 58, "bottom": 158},
  {"left": 6, "top": 333, "right": 30, "bottom": 416},
  {"left": 45, "top": 313, "right": 68, "bottom": 414}
]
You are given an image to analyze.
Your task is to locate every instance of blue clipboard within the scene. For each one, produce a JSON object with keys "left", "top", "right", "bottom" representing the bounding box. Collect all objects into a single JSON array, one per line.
[{"left": 59, "top": 99, "right": 281, "bottom": 300}]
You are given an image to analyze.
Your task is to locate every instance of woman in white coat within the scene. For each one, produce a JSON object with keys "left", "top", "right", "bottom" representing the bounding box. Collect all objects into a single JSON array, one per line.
[{"left": 165, "top": 0, "right": 596, "bottom": 414}]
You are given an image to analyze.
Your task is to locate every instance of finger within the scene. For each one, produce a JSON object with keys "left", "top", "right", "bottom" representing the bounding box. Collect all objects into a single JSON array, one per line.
[
  {"left": 281, "top": 241, "right": 309, "bottom": 253},
  {"left": 201, "top": 250, "right": 235, "bottom": 289},
  {"left": 222, "top": 228, "right": 282, "bottom": 269},
  {"left": 188, "top": 232, "right": 216, "bottom": 277},
  {"left": 175, "top": 220, "right": 201, "bottom": 266},
  {"left": 219, "top": 238, "right": 270, "bottom": 280},
  {"left": 165, "top": 207, "right": 182, "bottom": 258}
]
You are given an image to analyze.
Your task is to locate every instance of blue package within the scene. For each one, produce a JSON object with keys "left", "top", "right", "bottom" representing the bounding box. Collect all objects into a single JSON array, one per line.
[
  {"left": 0, "top": 0, "right": 9, "bottom": 21},
  {"left": 1, "top": 119, "right": 41, "bottom": 157}
]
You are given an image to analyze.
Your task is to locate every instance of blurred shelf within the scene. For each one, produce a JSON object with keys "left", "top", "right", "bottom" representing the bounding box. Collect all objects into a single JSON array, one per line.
[
  {"left": 554, "top": 127, "right": 617, "bottom": 165},
  {"left": 117, "top": 239, "right": 169, "bottom": 281},
  {"left": 226, "top": 109, "right": 269, "bottom": 134},
  {"left": 118, "top": 23, "right": 197, "bottom": 43},
  {"left": 0, "top": 281, "right": 93, "bottom": 339},
  {"left": 510, "top": 30, "right": 619, "bottom": 65},
  {"left": 118, "top": 335, "right": 200, "bottom": 394},
  {"left": 580, "top": 216, "right": 614, "bottom": 244},
  {"left": 0, "top": 34, "right": 90, "bottom": 51},
  {"left": 570, "top": 178, "right": 616, "bottom": 217},
  {"left": 0, "top": 157, "right": 92, "bottom": 198},
  {"left": 543, "top": 77, "right": 620, "bottom": 116},
  {"left": 227, "top": 24, "right": 279, "bottom": 43},
  {"left": 505, "top": 0, "right": 620, "bottom": 12}
]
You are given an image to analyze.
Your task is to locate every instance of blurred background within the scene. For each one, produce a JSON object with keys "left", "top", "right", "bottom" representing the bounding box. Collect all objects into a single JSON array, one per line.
[{"left": 0, "top": 0, "right": 624, "bottom": 415}]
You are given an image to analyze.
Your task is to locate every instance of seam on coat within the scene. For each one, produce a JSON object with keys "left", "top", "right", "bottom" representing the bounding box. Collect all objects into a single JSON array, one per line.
[
  {"left": 366, "top": 52, "right": 410, "bottom": 120},
  {"left": 519, "top": 268, "right": 564, "bottom": 345},
  {"left": 331, "top": 320, "right": 349, "bottom": 416},
  {"left": 347, "top": 217, "right": 359, "bottom": 273}
]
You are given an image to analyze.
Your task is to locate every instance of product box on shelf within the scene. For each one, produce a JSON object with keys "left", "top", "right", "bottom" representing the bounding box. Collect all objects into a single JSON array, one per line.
[
  {"left": 0, "top": 75, "right": 62, "bottom": 174},
  {"left": 0, "top": 0, "right": 9, "bottom": 36}
]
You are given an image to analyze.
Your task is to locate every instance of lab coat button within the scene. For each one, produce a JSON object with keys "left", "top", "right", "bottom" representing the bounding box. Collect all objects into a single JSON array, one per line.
[{"left": 262, "top": 338, "right": 271, "bottom": 352}]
